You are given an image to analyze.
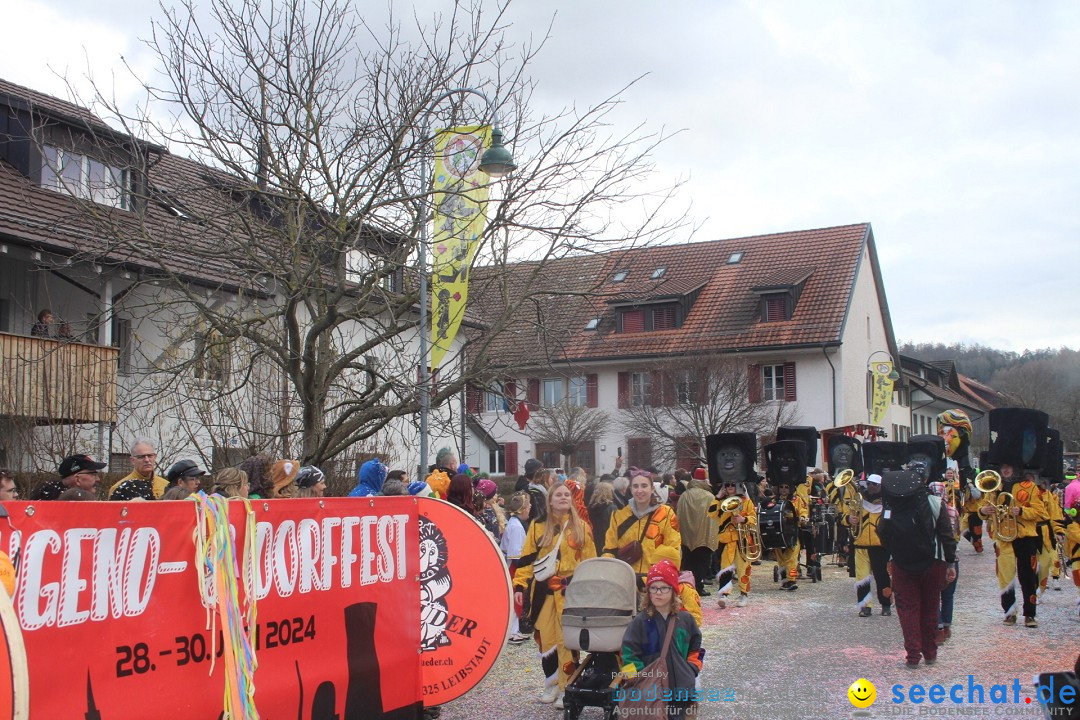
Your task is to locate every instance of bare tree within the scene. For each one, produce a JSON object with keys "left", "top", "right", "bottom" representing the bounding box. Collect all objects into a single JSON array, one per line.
[
  {"left": 530, "top": 401, "right": 613, "bottom": 467},
  {"left": 43, "top": 0, "right": 684, "bottom": 467},
  {"left": 621, "top": 356, "right": 800, "bottom": 469}
]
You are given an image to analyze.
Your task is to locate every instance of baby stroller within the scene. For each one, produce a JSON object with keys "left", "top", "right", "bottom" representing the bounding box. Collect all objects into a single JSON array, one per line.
[{"left": 560, "top": 557, "right": 638, "bottom": 720}]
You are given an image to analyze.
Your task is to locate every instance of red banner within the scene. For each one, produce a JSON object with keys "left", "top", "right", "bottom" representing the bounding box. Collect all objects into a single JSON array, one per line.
[
  {"left": 418, "top": 500, "right": 512, "bottom": 705},
  {"left": 0, "top": 497, "right": 429, "bottom": 719}
]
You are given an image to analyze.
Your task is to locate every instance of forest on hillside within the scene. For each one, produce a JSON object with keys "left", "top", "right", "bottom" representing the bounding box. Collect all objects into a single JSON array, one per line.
[{"left": 900, "top": 342, "right": 1080, "bottom": 451}]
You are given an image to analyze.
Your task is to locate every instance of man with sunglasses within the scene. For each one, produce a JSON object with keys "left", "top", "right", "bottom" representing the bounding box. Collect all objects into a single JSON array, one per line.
[
  {"left": 31, "top": 454, "right": 107, "bottom": 500},
  {"left": 713, "top": 478, "right": 757, "bottom": 607}
]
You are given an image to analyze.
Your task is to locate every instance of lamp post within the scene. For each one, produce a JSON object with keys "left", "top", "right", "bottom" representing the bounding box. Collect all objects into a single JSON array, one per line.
[
  {"left": 417, "top": 88, "right": 515, "bottom": 476},
  {"left": 866, "top": 350, "right": 901, "bottom": 427}
]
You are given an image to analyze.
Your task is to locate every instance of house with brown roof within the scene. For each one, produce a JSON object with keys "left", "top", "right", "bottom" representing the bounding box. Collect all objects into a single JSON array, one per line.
[
  {"left": 0, "top": 77, "right": 457, "bottom": 475},
  {"left": 464, "top": 222, "right": 913, "bottom": 475}
]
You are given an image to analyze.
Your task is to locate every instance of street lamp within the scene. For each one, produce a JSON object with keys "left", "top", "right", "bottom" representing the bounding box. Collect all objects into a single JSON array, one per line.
[
  {"left": 867, "top": 350, "right": 901, "bottom": 381},
  {"left": 417, "top": 88, "right": 515, "bottom": 475}
]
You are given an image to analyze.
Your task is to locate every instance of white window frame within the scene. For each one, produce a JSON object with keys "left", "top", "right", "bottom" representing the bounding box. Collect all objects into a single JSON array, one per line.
[
  {"left": 568, "top": 376, "right": 587, "bottom": 407},
  {"left": 41, "top": 146, "right": 128, "bottom": 209},
  {"left": 762, "top": 364, "right": 785, "bottom": 401},
  {"left": 676, "top": 370, "right": 697, "bottom": 405},
  {"left": 542, "top": 378, "right": 564, "bottom": 406},
  {"left": 484, "top": 382, "right": 510, "bottom": 413},
  {"left": 630, "top": 371, "right": 651, "bottom": 407}
]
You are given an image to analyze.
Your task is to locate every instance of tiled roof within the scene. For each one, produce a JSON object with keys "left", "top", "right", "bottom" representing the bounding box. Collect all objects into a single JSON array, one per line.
[
  {"left": 956, "top": 374, "right": 1002, "bottom": 411},
  {"left": 0, "top": 77, "right": 108, "bottom": 130},
  {"left": 903, "top": 369, "right": 979, "bottom": 410},
  {"left": 471, "top": 223, "right": 873, "bottom": 366},
  {"left": 752, "top": 267, "right": 814, "bottom": 290}
]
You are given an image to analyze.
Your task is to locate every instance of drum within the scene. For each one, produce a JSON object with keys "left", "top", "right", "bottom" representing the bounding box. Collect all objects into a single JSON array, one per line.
[{"left": 758, "top": 501, "right": 797, "bottom": 550}]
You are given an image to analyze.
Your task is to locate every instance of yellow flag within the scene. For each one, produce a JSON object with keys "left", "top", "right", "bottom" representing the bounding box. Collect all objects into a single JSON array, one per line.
[
  {"left": 869, "top": 361, "right": 895, "bottom": 426},
  {"left": 429, "top": 125, "right": 492, "bottom": 370}
]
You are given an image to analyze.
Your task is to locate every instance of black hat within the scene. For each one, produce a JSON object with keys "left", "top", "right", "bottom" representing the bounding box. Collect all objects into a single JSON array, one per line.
[
  {"left": 58, "top": 454, "right": 107, "bottom": 478},
  {"left": 907, "top": 435, "right": 946, "bottom": 482},
  {"left": 988, "top": 407, "right": 1050, "bottom": 470},
  {"left": 165, "top": 459, "right": 207, "bottom": 483},
  {"left": 824, "top": 434, "right": 863, "bottom": 475},
  {"left": 296, "top": 466, "right": 326, "bottom": 489},
  {"left": 881, "top": 469, "right": 925, "bottom": 498},
  {"left": 764, "top": 440, "right": 807, "bottom": 487},
  {"left": 862, "top": 442, "right": 909, "bottom": 477},
  {"left": 1041, "top": 429, "right": 1063, "bottom": 484},
  {"left": 978, "top": 450, "right": 995, "bottom": 472},
  {"left": 705, "top": 432, "right": 757, "bottom": 493},
  {"left": 523, "top": 458, "right": 543, "bottom": 479},
  {"left": 776, "top": 426, "right": 820, "bottom": 467}
]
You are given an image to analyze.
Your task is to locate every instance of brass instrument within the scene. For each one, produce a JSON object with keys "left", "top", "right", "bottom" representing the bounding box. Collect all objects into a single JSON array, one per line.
[
  {"left": 944, "top": 482, "right": 962, "bottom": 540},
  {"left": 720, "top": 495, "right": 762, "bottom": 562},
  {"left": 832, "top": 469, "right": 860, "bottom": 521},
  {"left": 974, "top": 470, "right": 1018, "bottom": 542}
]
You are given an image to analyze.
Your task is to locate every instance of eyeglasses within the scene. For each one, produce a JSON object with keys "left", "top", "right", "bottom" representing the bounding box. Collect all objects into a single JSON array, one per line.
[
  {"left": 723, "top": 483, "right": 736, "bottom": 487},
  {"left": 133, "top": 453, "right": 157, "bottom": 461},
  {"left": 648, "top": 586, "right": 672, "bottom": 595}
]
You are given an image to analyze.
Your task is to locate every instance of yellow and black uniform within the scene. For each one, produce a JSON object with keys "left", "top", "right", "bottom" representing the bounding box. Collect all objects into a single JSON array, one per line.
[
  {"left": 602, "top": 501, "right": 681, "bottom": 585},
  {"left": 983, "top": 478, "right": 1048, "bottom": 620},
  {"left": 772, "top": 493, "right": 808, "bottom": 586},
  {"left": 961, "top": 485, "right": 985, "bottom": 552},
  {"left": 1062, "top": 482, "right": 1080, "bottom": 600},
  {"left": 842, "top": 499, "right": 892, "bottom": 614},
  {"left": 513, "top": 515, "right": 596, "bottom": 692},
  {"left": 711, "top": 494, "right": 757, "bottom": 597},
  {"left": 109, "top": 470, "right": 168, "bottom": 500},
  {"left": 1036, "top": 486, "right": 1065, "bottom": 594}
]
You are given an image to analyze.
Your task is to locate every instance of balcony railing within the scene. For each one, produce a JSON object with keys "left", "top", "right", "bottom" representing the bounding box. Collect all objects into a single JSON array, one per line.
[{"left": 0, "top": 332, "right": 118, "bottom": 424}]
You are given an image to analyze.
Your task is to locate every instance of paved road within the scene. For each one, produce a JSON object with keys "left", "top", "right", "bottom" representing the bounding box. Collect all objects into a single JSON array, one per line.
[{"left": 444, "top": 542, "right": 1078, "bottom": 720}]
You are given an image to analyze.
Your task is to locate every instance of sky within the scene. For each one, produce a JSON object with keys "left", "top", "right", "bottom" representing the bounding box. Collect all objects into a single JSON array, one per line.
[{"left": 4, "top": 0, "right": 1079, "bottom": 352}]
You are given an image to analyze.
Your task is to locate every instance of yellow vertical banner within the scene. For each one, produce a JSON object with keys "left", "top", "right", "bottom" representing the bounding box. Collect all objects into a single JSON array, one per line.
[
  {"left": 870, "top": 361, "right": 895, "bottom": 426},
  {"left": 429, "top": 124, "right": 492, "bottom": 370}
]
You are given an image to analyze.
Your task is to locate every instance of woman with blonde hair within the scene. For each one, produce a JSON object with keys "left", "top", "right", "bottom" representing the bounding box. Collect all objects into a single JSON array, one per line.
[
  {"left": 213, "top": 468, "right": 249, "bottom": 499},
  {"left": 512, "top": 483, "right": 596, "bottom": 707},
  {"left": 602, "top": 471, "right": 682, "bottom": 588}
]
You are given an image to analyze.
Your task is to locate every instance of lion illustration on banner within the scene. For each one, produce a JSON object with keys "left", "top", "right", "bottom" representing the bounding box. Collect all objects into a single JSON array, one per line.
[{"left": 418, "top": 518, "right": 452, "bottom": 652}]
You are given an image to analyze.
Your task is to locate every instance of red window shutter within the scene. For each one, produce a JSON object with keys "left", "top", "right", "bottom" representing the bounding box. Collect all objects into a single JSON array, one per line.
[
  {"left": 586, "top": 374, "right": 598, "bottom": 408},
  {"left": 505, "top": 442, "right": 518, "bottom": 476},
  {"left": 661, "top": 372, "right": 677, "bottom": 407},
  {"left": 783, "top": 362, "right": 797, "bottom": 401},
  {"left": 695, "top": 369, "right": 709, "bottom": 405},
  {"left": 748, "top": 364, "right": 762, "bottom": 403},
  {"left": 505, "top": 379, "right": 517, "bottom": 402},
  {"left": 617, "top": 371, "right": 629, "bottom": 409},
  {"left": 465, "top": 384, "right": 482, "bottom": 414},
  {"left": 622, "top": 309, "right": 645, "bottom": 333},
  {"left": 527, "top": 378, "right": 540, "bottom": 409},
  {"left": 764, "top": 295, "right": 787, "bottom": 322},
  {"left": 653, "top": 305, "right": 676, "bottom": 330}
]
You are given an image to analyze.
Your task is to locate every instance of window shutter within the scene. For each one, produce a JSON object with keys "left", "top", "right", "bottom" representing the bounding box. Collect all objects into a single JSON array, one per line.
[
  {"left": 783, "top": 362, "right": 797, "bottom": 401},
  {"left": 764, "top": 295, "right": 788, "bottom": 322},
  {"left": 465, "top": 384, "right": 482, "bottom": 414},
  {"left": 505, "top": 379, "right": 517, "bottom": 402},
  {"left": 586, "top": 374, "right": 598, "bottom": 408},
  {"left": 505, "top": 442, "right": 518, "bottom": 476},
  {"left": 653, "top": 305, "right": 676, "bottom": 330},
  {"left": 695, "top": 369, "right": 709, "bottom": 405},
  {"left": 617, "top": 372, "right": 629, "bottom": 409},
  {"left": 621, "top": 309, "right": 645, "bottom": 333},
  {"left": 748, "top": 364, "right": 762, "bottom": 403},
  {"left": 527, "top": 379, "right": 540, "bottom": 409}
]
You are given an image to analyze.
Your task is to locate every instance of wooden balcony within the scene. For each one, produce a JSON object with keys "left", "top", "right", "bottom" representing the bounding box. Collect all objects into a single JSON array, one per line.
[{"left": 0, "top": 332, "right": 118, "bottom": 424}]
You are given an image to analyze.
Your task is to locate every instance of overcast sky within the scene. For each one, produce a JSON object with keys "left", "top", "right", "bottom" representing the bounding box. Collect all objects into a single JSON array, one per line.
[{"left": 5, "top": 0, "right": 1079, "bottom": 352}]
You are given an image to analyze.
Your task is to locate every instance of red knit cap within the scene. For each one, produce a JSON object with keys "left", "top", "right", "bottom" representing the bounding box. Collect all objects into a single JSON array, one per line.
[
  {"left": 646, "top": 560, "right": 680, "bottom": 591},
  {"left": 692, "top": 467, "right": 707, "bottom": 481}
]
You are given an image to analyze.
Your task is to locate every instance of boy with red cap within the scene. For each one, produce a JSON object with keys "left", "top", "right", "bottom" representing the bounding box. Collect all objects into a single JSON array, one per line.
[{"left": 619, "top": 560, "right": 703, "bottom": 717}]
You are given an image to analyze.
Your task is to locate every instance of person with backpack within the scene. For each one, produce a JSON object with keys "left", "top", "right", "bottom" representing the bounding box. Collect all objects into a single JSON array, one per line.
[
  {"left": 878, "top": 469, "right": 958, "bottom": 669},
  {"left": 843, "top": 474, "right": 893, "bottom": 617}
]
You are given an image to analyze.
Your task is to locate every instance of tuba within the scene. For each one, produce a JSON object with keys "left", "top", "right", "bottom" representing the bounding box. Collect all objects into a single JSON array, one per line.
[
  {"left": 720, "top": 495, "right": 762, "bottom": 562},
  {"left": 974, "top": 470, "right": 1018, "bottom": 542}
]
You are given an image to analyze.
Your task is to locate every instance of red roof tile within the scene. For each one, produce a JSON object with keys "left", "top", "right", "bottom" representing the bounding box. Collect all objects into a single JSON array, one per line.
[{"left": 471, "top": 223, "right": 872, "bottom": 366}]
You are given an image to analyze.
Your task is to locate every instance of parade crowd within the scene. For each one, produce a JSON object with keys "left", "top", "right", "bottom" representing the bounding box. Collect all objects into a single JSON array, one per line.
[{"left": 1, "top": 407, "right": 1078, "bottom": 719}]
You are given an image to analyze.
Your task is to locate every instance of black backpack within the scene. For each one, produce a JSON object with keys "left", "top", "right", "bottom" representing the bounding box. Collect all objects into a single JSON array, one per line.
[{"left": 879, "top": 470, "right": 938, "bottom": 573}]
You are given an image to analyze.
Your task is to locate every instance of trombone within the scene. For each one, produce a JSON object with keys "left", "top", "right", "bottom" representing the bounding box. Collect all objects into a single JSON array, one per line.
[
  {"left": 720, "top": 495, "right": 762, "bottom": 562},
  {"left": 974, "top": 470, "right": 1018, "bottom": 542}
]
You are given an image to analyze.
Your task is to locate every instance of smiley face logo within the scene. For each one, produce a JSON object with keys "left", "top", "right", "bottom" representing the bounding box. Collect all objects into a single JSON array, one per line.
[{"left": 848, "top": 678, "right": 876, "bottom": 708}]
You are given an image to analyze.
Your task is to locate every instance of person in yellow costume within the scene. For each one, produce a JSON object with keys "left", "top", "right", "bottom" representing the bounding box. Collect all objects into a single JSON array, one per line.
[
  {"left": 979, "top": 463, "right": 1048, "bottom": 627},
  {"left": 513, "top": 483, "right": 596, "bottom": 707},
  {"left": 1033, "top": 476, "right": 1066, "bottom": 595},
  {"left": 771, "top": 481, "right": 808, "bottom": 590},
  {"left": 601, "top": 472, "right": 681, "bottom": 588},
  {"left": 711, "top": 480, "right": 757, "bottom": 608},
  {"left": 843, "top": 473, "right": 892, "bottom": 616},
  {"left": 652, "top": 544, "right": 702, "bottom": 626}
]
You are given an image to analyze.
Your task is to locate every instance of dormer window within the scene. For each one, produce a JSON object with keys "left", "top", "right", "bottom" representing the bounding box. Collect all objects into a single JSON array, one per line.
[
  {"left": 752, "top": 269, "right": 811, "bottom": 323},
  {"left": 612, "top": 270, "right": 628, "bottom": 283},
  {"left": 762, "top": 293, "right": 790, "bottom": 322},
  {"left": 617, "top": 302, "right": 680, "bottom": 333},
  {"left": 650, "top": 267, "right": 666, "bottom": 279},
  {"left": 41, "top": 146, "right": 128, "bottom": 209}
]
